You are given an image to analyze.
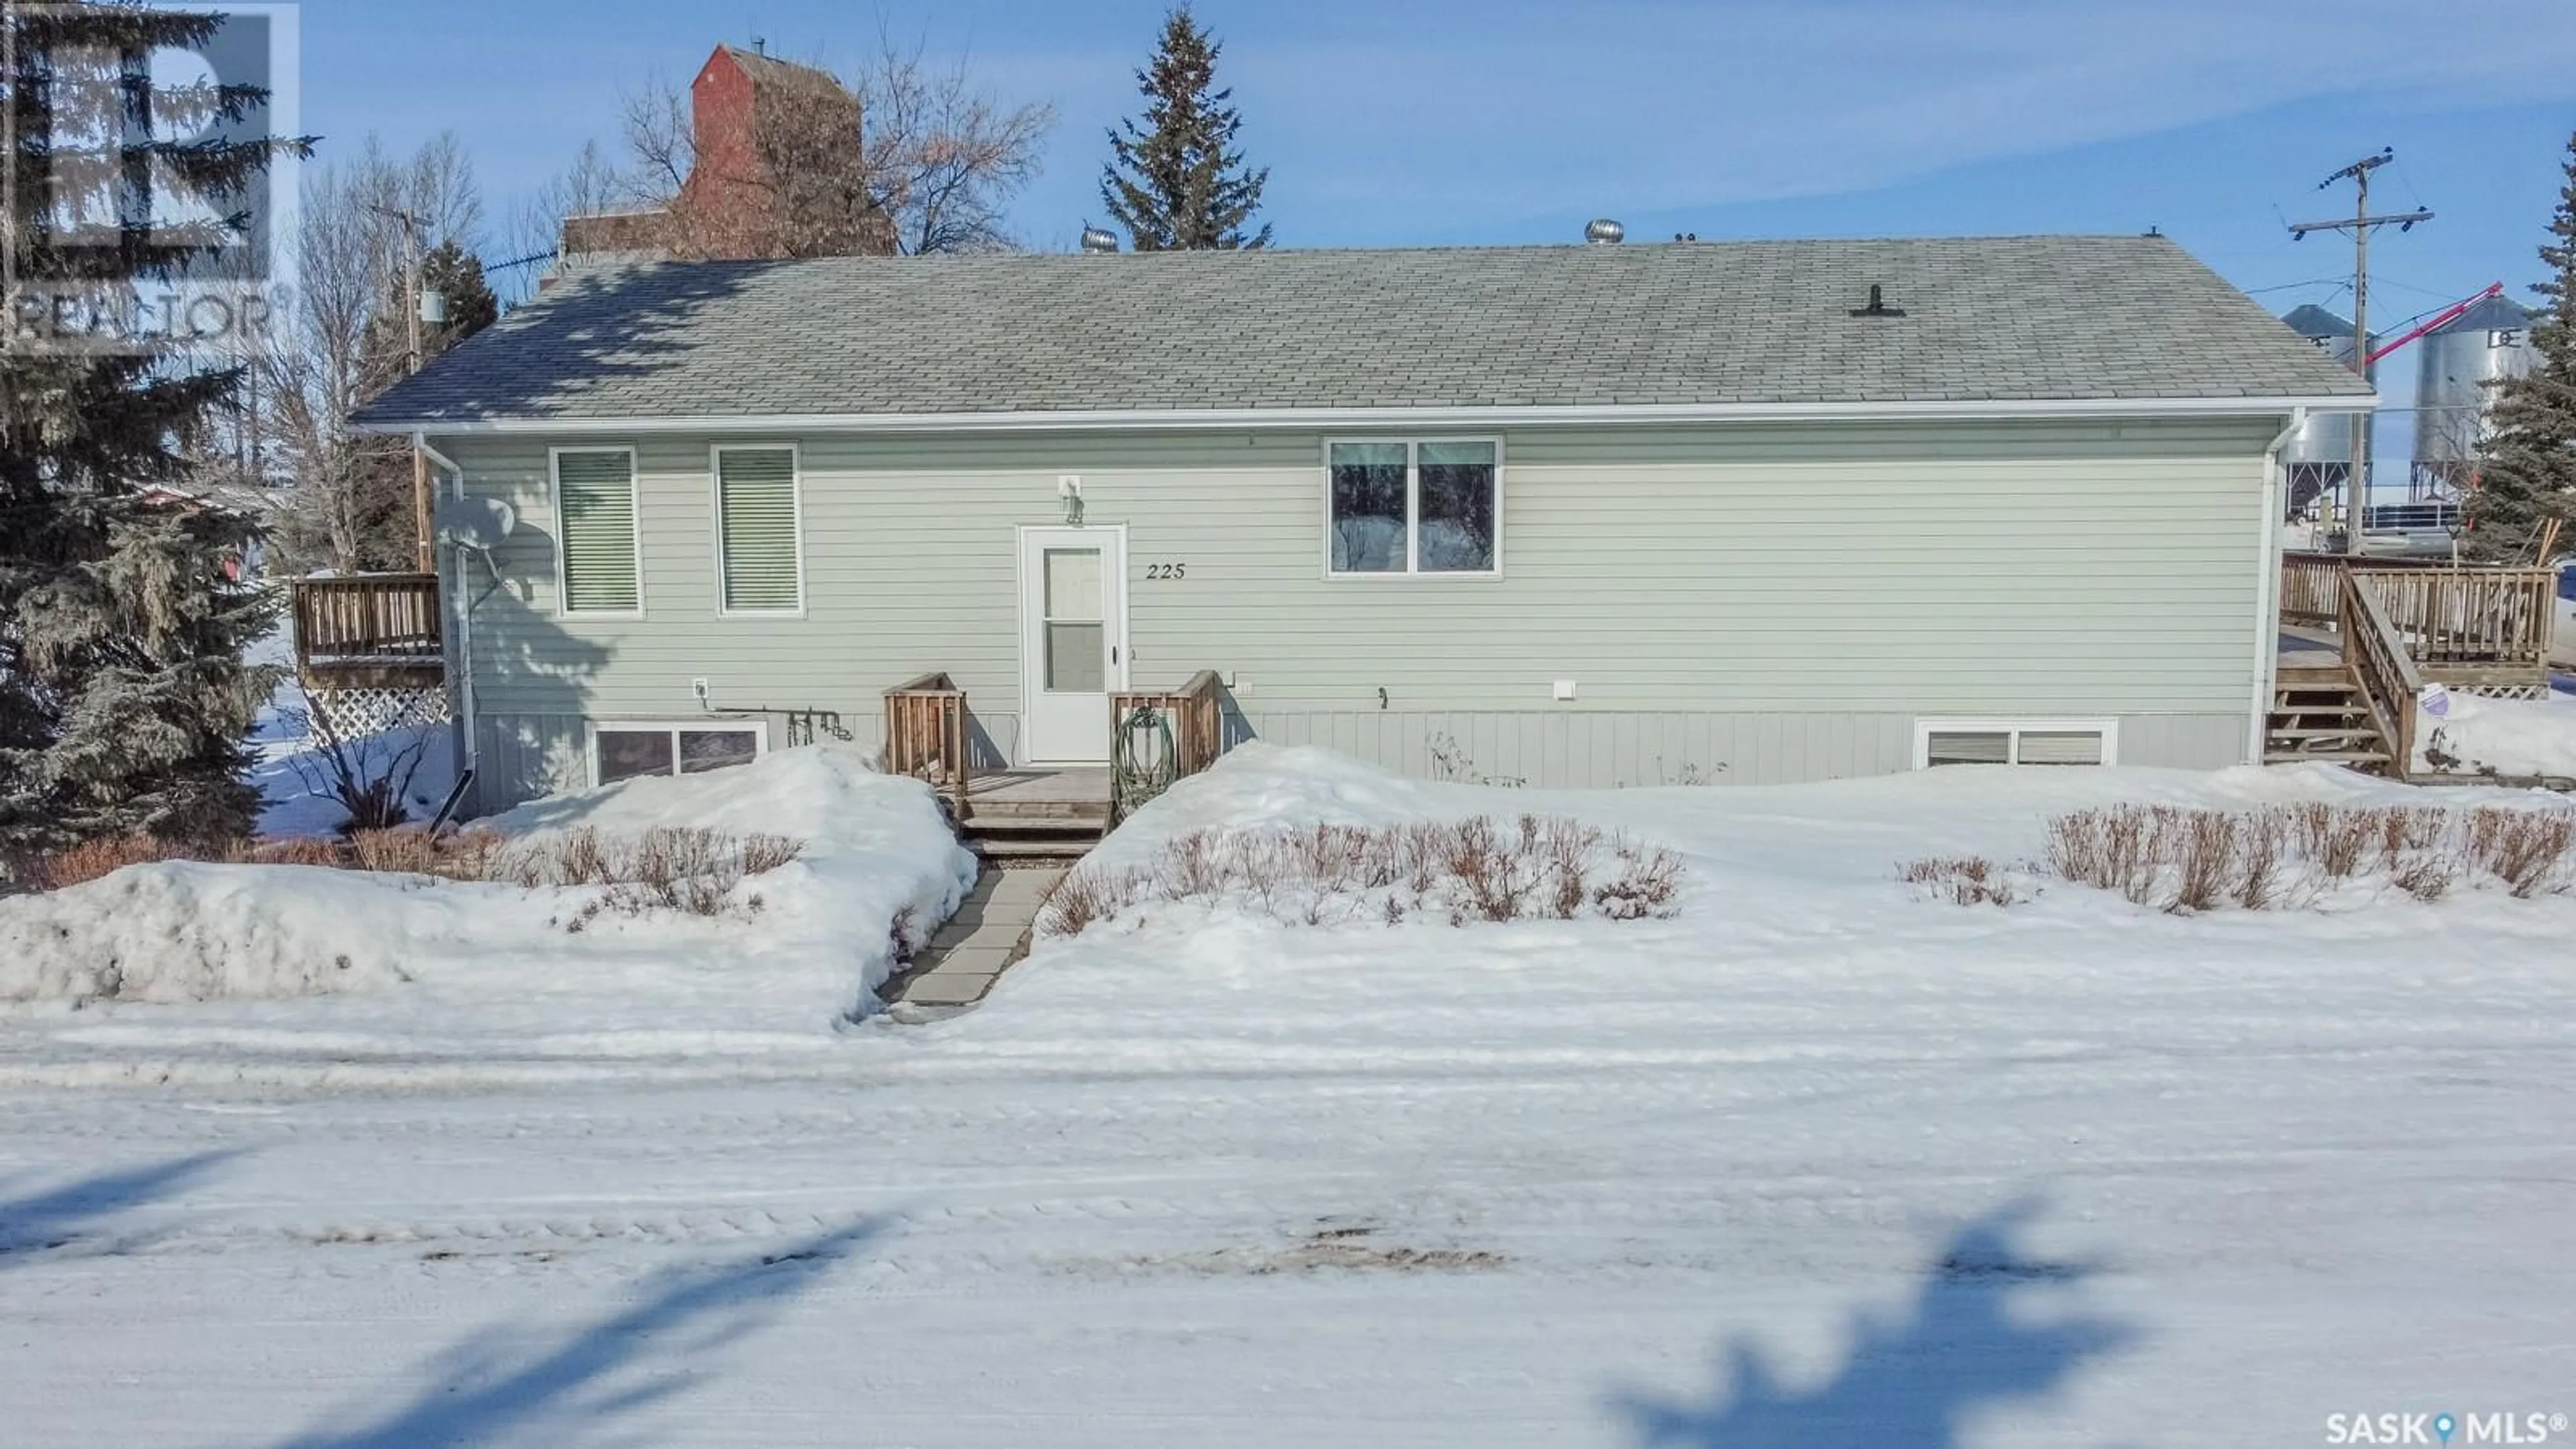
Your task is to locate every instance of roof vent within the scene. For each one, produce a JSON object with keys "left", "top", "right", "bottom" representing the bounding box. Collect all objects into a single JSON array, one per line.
[
  {"left": 1848, "top": 283, "right": 1905, "bottom": 319},
  {"left": 1584, "top": 218, "right": 1624, "bottom": 245},
  {"left": 1079, "top": 226, "right": 1118, "bottom": 254}
]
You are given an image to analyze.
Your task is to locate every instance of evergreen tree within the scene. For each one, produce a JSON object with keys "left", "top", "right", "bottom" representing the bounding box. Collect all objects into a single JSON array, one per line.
[
  {"left": 2465, "top": 131, "right": 2576, "bottom": 562},
  {"left": 1099, "top": 7, "right": 1271, "bottom": 251},
  {"left": 423, "top": 241, "right": 499, "bottom": 352},
  {"left": 1, "top": 2, "right": 311, "bottom": 863}
]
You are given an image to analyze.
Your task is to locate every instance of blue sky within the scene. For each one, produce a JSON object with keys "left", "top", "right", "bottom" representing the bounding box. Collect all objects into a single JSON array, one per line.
[{"left": 299, "top": 0, "right": 2574, "bottom": 464}]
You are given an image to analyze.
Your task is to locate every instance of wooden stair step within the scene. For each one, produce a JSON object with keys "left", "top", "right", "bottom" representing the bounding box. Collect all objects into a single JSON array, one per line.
[
  {"left": 2267, "top": 727, "right": 2386, "bottom": 741},
  {"left": 969, "top": 835, "right": 1100, "bottom": 861}
]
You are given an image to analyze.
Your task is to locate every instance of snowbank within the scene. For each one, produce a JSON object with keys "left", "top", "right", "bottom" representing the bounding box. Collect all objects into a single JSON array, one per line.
[
  {"left": 2417, "top": 688, "right": 2576, "bottom": 780},
  {"left": 0, "top": 747, "right": 975, "bottom": 1029},
  {"left": 0, "top": 863, "right": 416, "bottom": 1004}
]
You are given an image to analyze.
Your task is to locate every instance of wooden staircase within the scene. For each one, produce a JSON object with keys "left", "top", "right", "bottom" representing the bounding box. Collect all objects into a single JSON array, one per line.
[
  {"left": 2266, "top": 666, "right": 2394, "bottom": 770},
  {"left": 958, "top": 789, "right": 1108, "bottom": 863}
]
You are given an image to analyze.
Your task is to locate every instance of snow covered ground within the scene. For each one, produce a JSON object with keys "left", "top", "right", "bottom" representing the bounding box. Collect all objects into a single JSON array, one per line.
[
  {"left": 1, "top": 747, "right": 976, "bottom": 1061},
  {"left": 2, "top": 748, "right": 2571, "bottom": 1446},
  {"left": 2418, "top": 685, "right": 2576, "bottom": 780},
  {"left": 244, "top": 622, "right": 458, "bottom": 839}
]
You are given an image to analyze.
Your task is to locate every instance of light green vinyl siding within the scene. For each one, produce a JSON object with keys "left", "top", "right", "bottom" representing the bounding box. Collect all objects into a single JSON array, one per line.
[
  {"left": 555, "top": 449, "right": 639, "bottom": 613},
  {"left": 716, "top": 447, "right": 802, "bottom": 612},
  {"left": 441, "top": 415, "right": 2280, "bottom": 804}
]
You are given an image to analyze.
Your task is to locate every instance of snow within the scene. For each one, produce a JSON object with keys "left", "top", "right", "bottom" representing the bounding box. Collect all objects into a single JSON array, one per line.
[
  {"left": 244, "top": 622, "right": 460, "bottom": 839},
  {"left": 0, "top": 746, "right": 976, "bottom": 1042},
  {"left": 1, "top": 747, "right": 2571, "bottom": 1446},
  {"left": 2416, "top": 686, "right": 2576, "bottom": 780}
]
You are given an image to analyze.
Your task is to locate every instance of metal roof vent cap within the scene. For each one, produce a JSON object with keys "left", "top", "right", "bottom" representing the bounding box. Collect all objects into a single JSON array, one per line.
[
  {"left": 1584, "top": 218, "right": 1624, "bottom": 245},
  {"left": 1849, "top": 283, "right": 1905, "bottom": 318},
  {"left": 1079, "top": 226, "right": 1118, "bottom": 254}
]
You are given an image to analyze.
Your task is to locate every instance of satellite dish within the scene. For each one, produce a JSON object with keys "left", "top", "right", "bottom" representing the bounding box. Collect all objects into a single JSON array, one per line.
[{"left": 433, "top": 495, "right": 516, "bottom": 551}]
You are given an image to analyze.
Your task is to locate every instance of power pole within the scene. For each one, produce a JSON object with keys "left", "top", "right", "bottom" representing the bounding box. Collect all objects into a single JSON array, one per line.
[
  {"left": 2288, "top": 148, "right": 2432, "bottom": 555},
  {"left": 371, "top": 203, "right": 434, "bottom": 572}
]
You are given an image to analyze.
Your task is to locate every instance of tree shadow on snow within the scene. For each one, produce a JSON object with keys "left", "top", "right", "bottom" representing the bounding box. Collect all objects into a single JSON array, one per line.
[
  {"left": 0, "top": 1150, "right": 239, "bottom": 1267},
  {"left": 1613, "top": 1197, "right": 2138, "bottom": 1448},
  {"left": 269, "top": 1216, "right": 884, "bottom": 1449}
]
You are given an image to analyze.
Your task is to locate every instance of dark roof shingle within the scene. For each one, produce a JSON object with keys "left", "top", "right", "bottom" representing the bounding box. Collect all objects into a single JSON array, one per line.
[{"left": 360, "top": 235, "right": 2373, "bottom": 425}]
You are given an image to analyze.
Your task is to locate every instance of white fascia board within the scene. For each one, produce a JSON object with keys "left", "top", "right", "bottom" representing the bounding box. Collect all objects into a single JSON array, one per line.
[{"left": 357, "top": 394, "right": 2377, "bottom": 438}]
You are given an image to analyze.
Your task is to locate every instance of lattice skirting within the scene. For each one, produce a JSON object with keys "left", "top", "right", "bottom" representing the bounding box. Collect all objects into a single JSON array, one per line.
[
  {"left": 309, "top": 686, "right": 451, "bottom": 740},
  {"left": 2443, "top": 682, "right": 2554, "bottom": 702}
]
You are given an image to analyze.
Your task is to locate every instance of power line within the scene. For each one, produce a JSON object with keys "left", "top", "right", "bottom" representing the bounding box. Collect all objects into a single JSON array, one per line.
[{"left": 2286, "top": 146, "right": 2434, "bottom": 552}]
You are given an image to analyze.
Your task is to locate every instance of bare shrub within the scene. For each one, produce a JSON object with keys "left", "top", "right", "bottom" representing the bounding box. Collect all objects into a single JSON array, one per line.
[
  {"left": 2391, "top": 854, "right": 2459, "bottom": 902},
  {"left": 2463, "top": 808, "right": 2576, "bottom": 899},
  {"left": 741, "top": 833, "right": 804, "bottom": 875},
  {"left": 1038, "top": 866, "right": 1143, "bottom": 937},
  {"left": 1594, "top": 839, "right": 1684, "bottom": 920},
  {"left": 2169, "top": 810, "right": 2239, "bottom": 914},
  {"left": 2235, "top": 811, "right": 2286, "bottom": 910},
  {"left": 31, "top": 834, "right": 183, "bottom": 890},
  {"left": 1038, "top": 815, "right": 1682, "bottom": 938},
  {"left": 2021, "top": 800, "right": 2576, "bottom": 912},
  {"left": 1900, "top": 855, "right": 2028, "bottom": 907}
]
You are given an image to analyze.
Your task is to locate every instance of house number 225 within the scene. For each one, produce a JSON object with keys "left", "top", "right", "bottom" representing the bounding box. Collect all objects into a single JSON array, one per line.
[{"left": 1144, "top": 563, "right": 1187, "bottom": 580}]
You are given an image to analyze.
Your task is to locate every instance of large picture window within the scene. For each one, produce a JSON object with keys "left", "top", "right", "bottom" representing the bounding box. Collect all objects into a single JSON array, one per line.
[
  {"left": 555, "top": 447, "right": 641, "bottom": 614},
  {"left": 1327, "top": 439, "right": 1499, "bottom": 576}
]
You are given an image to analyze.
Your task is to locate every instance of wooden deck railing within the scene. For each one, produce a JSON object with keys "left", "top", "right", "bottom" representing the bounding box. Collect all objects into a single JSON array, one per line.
[
  {"left": 2340, "top": 572, "right": 2424, "bottom": 776},
  {"left": 1108, "top": 670, "right": 1226, "bottom": 822},
  {"left": 290, "top": 574, "right": 442, "bottom": 671},
  {"left": 2280, "top": 553, "right": 2556, "bottom": 672},
  {"left": 883, "top": 672, "right": 971, "bottom": 813}
]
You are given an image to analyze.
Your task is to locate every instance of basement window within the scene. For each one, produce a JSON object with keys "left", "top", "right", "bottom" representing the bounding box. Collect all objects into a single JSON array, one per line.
[
  {"left": 590, "top": 721, "right": 767, "bottom": 787},
  {"left": 1326, "top": 439, "right": 1501, "bottom": 576},
  {"left": 1914, "top": 719, "right": 2119, "bottom": 769}
]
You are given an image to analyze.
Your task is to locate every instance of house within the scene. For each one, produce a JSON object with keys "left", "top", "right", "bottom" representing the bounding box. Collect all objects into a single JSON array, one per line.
[{"left": 347, "top": 232, "right": 2375, "bottom": 814}]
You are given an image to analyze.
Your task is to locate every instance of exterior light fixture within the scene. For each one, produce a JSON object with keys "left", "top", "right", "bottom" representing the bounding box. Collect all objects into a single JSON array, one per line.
[{"left": 1058, "top": 474, "right": 1084, "bottom": 525}]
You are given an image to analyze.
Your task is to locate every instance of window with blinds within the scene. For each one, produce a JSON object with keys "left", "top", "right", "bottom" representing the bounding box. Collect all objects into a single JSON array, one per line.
[
  {"left": 556, "top": 449, "right": 640, "bottom": 614},
  {"left": 1918, "top": 720, "right": 2115, "bottom": 768},
  {"left": 715, "top": 447, "right": 802, "bottom": 613}
]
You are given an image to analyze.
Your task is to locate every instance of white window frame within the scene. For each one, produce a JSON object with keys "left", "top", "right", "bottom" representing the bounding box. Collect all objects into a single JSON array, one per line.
[
  {"left": 1912, "top": 718, "right": 2121, "bottom": 769},
  {"left": 1320, "top": 436, "right": 1505, "bottom": 580},
  {"left": 585, "top": 718, "right": 770, "bottom": 788},
  {"left": 550, "top": 445, "right": 645, "bottom": 619},
  {"left": 708, "top": 442, "right": 807, "bottom": 618}
]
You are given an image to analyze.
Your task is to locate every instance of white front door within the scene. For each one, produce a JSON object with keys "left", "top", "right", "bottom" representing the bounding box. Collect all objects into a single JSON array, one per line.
[{"left": 1018, "top": 525, "right": 1128, "bottom": 765}]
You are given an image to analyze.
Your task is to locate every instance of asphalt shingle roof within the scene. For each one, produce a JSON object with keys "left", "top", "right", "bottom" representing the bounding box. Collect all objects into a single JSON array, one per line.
[{"left": 358, "top": 235, "right": 2374, "bottom": 426}]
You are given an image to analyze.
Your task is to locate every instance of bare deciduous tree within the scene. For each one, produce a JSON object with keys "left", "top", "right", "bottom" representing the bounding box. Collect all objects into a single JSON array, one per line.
[
  {"left": 256, "top": 136, "right": 482, "bottom": 576},
  {"left": 618, "top": 38, "right": 1054, "bottom": 258}
]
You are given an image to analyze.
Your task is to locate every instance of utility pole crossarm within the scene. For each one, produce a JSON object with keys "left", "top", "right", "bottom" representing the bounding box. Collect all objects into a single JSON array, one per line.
[{"left": 2287, "top": 209, "right": 2434, "bottom": 237}]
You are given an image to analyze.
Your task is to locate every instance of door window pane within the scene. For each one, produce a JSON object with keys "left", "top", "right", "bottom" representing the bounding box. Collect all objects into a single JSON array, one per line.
[
  {"left": 678, "top": 729, "right": 761, "bottom": 773},
  {"left": 597, "top": 729, "right": 674, "bottom": 784},
  {"left": 1046, "top": 622, "right": 1105, "bottom": 692},
  {"left": 1329, "top": 442, "right": 1407, "bottom": 573},
  {"left": 1044, "top": 547, "right": 1103, "bottom": 621},
  {"left": 1417, "top": 441, "right": 1497, "bottom": 572}
]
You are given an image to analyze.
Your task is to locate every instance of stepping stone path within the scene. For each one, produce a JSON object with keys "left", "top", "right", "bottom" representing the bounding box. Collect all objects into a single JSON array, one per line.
[{"left": 882, "top": 865, "right": 1064, "bottom": 1021}]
